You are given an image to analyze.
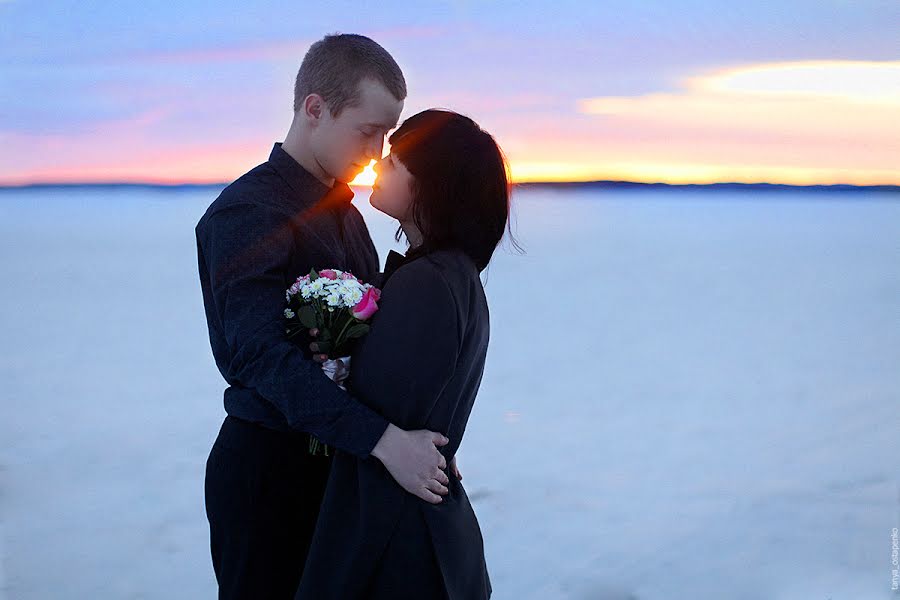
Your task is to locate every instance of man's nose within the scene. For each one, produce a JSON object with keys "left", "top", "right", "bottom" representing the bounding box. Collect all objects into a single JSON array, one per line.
[{"left": 367, "top": 137, "right": 384, "bottom": 161}]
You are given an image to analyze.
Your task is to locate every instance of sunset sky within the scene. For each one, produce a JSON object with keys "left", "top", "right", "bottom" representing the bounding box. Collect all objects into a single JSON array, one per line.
[{"left": 2, "top": 1, "right": 898, "bottom": 186}]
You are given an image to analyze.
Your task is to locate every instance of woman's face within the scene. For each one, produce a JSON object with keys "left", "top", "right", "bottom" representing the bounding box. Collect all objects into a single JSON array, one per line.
[{"left": 369, "top": 152, "right": 415, "bottom": 221}]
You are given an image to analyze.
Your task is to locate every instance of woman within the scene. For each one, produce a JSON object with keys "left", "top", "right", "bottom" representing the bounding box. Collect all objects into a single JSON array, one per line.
[{"left": 294, "top": 109, "right": 517, "bottom": 600}]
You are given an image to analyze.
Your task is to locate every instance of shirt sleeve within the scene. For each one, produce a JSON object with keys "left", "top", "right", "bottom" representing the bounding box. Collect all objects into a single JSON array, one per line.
[
  {"left": 349, "top": 258, "right": 462, "bottom": 431},
  {"left": 198, "top": 200, "right": 390, "bottom": 459}
]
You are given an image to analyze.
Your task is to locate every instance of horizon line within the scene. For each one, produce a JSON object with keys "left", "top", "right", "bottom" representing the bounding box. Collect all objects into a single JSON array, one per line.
[{"left": 1, "top": 180, "right": 898, "bottom": 192}]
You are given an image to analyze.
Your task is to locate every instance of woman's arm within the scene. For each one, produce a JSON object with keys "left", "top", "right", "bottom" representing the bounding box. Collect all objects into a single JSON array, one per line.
[{"left": 349, "top": 257, "right": 462, "bottom": 431}]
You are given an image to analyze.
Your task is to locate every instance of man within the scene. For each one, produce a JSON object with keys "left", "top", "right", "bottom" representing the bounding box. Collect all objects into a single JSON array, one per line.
[{"left": 195, "top": 33, "right": 453, "bottom": 599}]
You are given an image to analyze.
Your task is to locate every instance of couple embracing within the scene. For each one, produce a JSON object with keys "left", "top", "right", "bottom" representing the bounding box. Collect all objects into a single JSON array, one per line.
[{"left": 195, "top": 32, "right": 515, "bottom": 599}]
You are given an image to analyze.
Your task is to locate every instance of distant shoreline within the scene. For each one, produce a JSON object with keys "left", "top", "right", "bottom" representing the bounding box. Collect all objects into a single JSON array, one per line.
[
  {"left": 0, "top": 180, "right": 897, "bottom": 193},
  {"left": 515, "top": 181, "right": 900, "bottom": 193}
]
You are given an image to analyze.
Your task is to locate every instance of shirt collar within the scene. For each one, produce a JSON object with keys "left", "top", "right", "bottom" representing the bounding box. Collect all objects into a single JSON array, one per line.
[{"left": 268, "top": 142, "right": 355, "bottom": 211}]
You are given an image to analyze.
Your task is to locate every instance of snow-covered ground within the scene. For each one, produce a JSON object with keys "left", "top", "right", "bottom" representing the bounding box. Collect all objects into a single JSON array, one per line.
[{"left": 1, "top": 185, "right": 898, "bottom": 599}]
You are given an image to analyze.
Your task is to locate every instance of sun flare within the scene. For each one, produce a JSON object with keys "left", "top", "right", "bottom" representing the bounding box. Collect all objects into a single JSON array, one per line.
[{"left": 349, "top": 160, "right": 378, "bottom": 187}]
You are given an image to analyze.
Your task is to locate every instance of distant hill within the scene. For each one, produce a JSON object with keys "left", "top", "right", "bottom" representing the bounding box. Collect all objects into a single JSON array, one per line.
[{"left": 513, "top": 181, "right": 900, "bottom": 193}]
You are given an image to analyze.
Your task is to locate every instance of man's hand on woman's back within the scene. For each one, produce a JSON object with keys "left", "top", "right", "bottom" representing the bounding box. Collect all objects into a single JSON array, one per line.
[{"left": 370, "top": 423, "right": 451, "bottom": 504}]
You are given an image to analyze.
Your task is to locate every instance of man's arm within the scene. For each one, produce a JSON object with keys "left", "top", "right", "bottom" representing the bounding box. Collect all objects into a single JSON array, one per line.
[{"left": 198, "top": 200, "right": 390, "bottom": 458}]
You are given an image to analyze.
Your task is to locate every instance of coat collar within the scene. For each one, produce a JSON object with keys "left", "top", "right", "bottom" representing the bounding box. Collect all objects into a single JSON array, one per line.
[
  {"left": 268, "top": 142, "right": 355, "bottom": 212},
  {"left": 382, "top": 249, "right": 411, "bottom": 286},
  {"left": 381, "top": 245, "right": 442, "bottom": 287}
]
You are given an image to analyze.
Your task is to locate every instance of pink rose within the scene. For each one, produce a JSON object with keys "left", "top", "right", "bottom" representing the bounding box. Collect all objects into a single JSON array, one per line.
[
  {"left": 371, "top": 286, "right": 382, "bottom": 301},
  {"left": 319, "top": 269, "right": 338, "bottom": 280},
  {"left": 351, "top": 287, "right": 380, "bottom": 320},
  {"left": 340, "top": 272, "right": 358, "bottom": 281}
]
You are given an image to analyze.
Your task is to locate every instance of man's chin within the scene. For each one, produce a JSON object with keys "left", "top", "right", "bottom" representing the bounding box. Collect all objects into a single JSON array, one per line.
[{"left": 339, "top": 164, "right": 366, "bottom": 184}]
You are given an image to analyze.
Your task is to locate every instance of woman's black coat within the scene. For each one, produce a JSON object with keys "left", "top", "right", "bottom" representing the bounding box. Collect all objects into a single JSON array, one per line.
[{"left": 294, "top": 247, "right": 493, "bottom": 600}]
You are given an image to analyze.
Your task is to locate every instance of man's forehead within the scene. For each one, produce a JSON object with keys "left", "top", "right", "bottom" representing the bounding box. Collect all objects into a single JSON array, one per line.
[
  {"left": 350, "top": 82, "right": 402, "bottom": 128},
  {"left": 354, "top": 113, "right": 400, "bottom": 130}
]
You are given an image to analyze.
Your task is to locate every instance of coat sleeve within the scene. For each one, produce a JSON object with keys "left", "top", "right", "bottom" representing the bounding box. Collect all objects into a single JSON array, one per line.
[
  {"left": 349, "top": 258, "right": 462, "bottom": 431},
  {"left": 197, "top": 201, "right": 389, "bottom": 459}
]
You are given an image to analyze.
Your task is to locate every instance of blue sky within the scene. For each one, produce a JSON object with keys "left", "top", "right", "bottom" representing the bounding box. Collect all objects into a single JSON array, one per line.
[{"left": 2, "top": 0, "right": 898, "bottom": 184}]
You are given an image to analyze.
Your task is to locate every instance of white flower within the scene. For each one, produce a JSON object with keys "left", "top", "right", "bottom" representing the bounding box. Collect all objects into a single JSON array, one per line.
[
  {"left": 342, "top": 288, "right": 363, "bottom": 305},
  {"left": 284, "top": 308, "right": 295, "bottom": 318}
]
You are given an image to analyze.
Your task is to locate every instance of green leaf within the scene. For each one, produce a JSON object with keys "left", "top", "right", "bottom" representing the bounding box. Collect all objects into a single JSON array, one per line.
[
  {"left": 298, "top": 305, "right": 317, "bottom": 329},
  {"left": 344, "top": 323, "right": 370, "bottom": 339},
  {"left": 309, "top": 268, "right": 319, "bottom": 279}
]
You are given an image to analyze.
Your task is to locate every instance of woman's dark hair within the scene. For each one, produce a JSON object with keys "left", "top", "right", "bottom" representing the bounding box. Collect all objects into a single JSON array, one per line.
[{"left": 388, "top": 109, "right": 521, "bottom": 272}]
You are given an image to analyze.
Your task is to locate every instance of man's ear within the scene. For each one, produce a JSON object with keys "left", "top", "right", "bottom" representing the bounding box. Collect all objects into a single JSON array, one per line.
[{"left": 303, "top": 94, "right": 325, "bottom": 123}]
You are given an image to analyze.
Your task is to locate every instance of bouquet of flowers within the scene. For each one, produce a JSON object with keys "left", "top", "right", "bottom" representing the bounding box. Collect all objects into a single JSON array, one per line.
[{"left": 284, "top": 268, "right": 381, "bottom": 455}]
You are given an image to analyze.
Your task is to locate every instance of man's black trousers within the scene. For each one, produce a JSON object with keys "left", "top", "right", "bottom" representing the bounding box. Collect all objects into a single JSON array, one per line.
[{"left": 204, "top": 415, "right": 333, "bottom": 599}]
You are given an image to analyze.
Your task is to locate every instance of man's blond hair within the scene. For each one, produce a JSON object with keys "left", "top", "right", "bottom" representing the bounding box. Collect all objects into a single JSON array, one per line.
[{"left": 294, "top": 33, "right": 407, "bottom": 117}]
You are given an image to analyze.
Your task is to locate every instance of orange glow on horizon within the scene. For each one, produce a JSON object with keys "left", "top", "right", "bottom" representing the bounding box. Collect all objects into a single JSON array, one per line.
[
  {"left": 3, "top": 160, "right": 898, "bottom": 188},
  {"left": 2, "top": 59, "right": 898, "bottom": 189},
  {"left": 2, "top": 133, "right": 898, "bottom": 188},
  {"left": 508, "top": 162, "right": 899, "bottom": 186}
]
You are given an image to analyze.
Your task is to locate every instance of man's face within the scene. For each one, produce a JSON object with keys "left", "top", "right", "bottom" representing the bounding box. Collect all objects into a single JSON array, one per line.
[{"left": 310, "top": 77, "right": 404, "bottom": 184}]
